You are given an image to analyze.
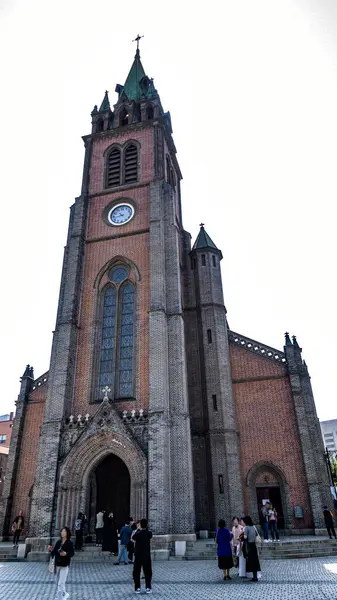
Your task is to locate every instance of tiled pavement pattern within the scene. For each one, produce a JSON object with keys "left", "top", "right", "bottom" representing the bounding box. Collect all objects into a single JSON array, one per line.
[{"left": 1, "top": 557, "right": 337, "bottom": 600}]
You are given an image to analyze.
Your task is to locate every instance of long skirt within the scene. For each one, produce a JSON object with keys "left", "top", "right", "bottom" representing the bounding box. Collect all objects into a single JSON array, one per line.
[
  {"left": 246, "top": 542, "right": 261, "bottom": 574},
  {"left": 218, "top": 554, "right": 234, "bottom": 570},
  {"left": 239, "top": 555, "right": 246, "bottom": 577}
]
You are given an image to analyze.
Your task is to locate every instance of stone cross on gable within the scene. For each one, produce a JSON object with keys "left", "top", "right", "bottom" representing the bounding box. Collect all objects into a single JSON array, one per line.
[{"left": 102, "top": 386, "right": 111, "bottom": 401}]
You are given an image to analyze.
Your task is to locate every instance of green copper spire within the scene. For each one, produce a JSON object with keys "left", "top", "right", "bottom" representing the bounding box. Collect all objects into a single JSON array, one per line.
[
  {"left": 192, "top": 224, "right": 218, "bottom": 251},
  {"left": 99, "top": 90, "right": 110, "bottom": 112},
  {"left": 121, "top": 49, "right": 146, "bottom": 102}
]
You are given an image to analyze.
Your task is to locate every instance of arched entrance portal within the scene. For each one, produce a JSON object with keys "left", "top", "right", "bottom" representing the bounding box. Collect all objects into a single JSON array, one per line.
[
  {"left": 246, "top": 461, "right": 292, "bottom": 530},
  {"left": 88, "top": 454, "right": 130, "bottom": 530},
  {"left": 56, "top": 430, "right": 147, "bottom": 536}
]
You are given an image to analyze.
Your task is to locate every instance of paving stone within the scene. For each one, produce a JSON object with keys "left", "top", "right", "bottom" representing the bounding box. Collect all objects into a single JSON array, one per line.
[{"left": 1, "top": 557, "right": 337, "bottom": 599}]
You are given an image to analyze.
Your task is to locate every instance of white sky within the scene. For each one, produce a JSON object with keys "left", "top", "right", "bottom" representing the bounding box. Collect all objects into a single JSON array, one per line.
[{"left": 0, "top": 0, "right": 336, "bottom": 421}]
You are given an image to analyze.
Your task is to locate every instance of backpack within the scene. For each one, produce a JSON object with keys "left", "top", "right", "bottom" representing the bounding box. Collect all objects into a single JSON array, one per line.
[{"left": 75, "top": 518, "right": 82, "bottom": 531}]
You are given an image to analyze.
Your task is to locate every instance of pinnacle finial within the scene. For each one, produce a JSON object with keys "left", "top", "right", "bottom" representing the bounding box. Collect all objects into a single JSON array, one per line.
[
  {"left": 199, "top": 222, "right": 205, "bottom": 228},
  {"left": 285, "top": 332, "right": 292, "bottom": 346},
  {"left": 292, "top": 335, "right": 300, "bottom": 348}
]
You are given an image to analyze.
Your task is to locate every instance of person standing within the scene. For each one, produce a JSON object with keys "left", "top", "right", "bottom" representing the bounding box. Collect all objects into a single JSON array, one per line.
[
  {"left": 128, "top": 517, "right": 137, "bottom": 563},
  {"left": 231, "top": 516, "right": 243, "bottom": 568},
  {"left": 12, "top": 511, "right": 24, "bottom": 547},
  {"left": 268, "top": 505, "right": 280, "bottom": 541},
  {"left": 133, "top": 518, "right": 153, "bottom": 594},
  {"left": 215, "top": 519, "right": 233, "bottom": 580},
  {"left": 114, "top": 519, "right": 132, "bottom": 565},
  {"left": 260, "top": 503, "right": 270, "bottom": 542},
  {"left": 102, "top": 511, "right": 118, "bottom": 556},
  {"left": 323, "top": 505, "right": 337, "bottom": 539},
  {"left": 74, "top": 512, "right": 85, "bottom": 551},
  {"left": 95, "top": 509, "right": 104, "bottom": 547},
  {"left": 48, "top": 526, "right": 74, "bottom": 600},
  {"left": 238, "top": 519, "right": 247, "bottom": 578},
  {"left": 243, "top": 515, "right": 261, "bottom": 582}
]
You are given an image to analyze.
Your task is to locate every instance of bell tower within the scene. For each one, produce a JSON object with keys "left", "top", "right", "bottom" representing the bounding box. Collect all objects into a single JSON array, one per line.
[{"left": 28, "top": 43, "right": 195, "bottom": 539}]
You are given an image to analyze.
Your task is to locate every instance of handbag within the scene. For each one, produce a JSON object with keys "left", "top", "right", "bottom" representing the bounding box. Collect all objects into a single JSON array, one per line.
[
  {"left": 254, "top": 526, "right": 262, "bottom": 549},
  {"left": 48, "top": 556, "right": 56, "bottom": 574},
  {"left": 11, "top": 522, "right": 17, "bottom": 533}
]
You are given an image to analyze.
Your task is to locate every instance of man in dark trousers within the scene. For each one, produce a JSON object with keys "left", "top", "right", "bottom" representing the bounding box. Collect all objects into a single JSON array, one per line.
[
  {"left": 127, "top": 517, "right": 137, "bottom": 563},
  {"left": 323, "top": 505, "right": 337, "bottom": 539},
  {"left": 133, "top": 518, "right": 153, "bottom": 594}
]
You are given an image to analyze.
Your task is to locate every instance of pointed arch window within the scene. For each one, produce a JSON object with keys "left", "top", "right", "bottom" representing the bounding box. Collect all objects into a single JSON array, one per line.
[
  {"left": 120, "top": 107, "right": 129, "bottom": 126},
  {"left": 105, "top": 143, "right": 139, "bottom": 189},
  {"left": 146, "top": 104, "right": 154, "bottom": 120},
  {"left": 124, "top": 143, "right": 138, "bottom": 184},
  {"left": 97, "top": 266, "right": 135, "bottom": 400},
  {"left": 107, "top": 147, "right": 121, "bottom": 187}
]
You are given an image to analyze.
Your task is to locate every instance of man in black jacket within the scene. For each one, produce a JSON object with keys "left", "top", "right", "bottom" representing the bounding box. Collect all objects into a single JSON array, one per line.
[
  {"left": 323, "top": 506, "right": 337, "bottom": 539},
  {"left": 133, "top": 518, "right": 153, "bottom": 594}
]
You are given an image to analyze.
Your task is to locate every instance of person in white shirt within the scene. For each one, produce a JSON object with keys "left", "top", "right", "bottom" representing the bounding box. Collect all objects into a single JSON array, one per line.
[{"left": 96, "top": 509, "right": 105, "bottom": 546}]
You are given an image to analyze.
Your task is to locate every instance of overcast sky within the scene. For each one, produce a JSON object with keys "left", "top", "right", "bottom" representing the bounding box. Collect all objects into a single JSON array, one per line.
[{"left": 0, "top": 0, "right": 336, "bottom": 421}]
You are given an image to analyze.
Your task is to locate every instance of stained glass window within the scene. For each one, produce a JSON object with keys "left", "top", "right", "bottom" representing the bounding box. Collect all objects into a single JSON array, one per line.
[
  {"left": 97, "top": 275, "right": 135, "bottom": 402},
  {"left": 118, "top": 283, "right": 134, "bottom": 397},
  {"left": 109, "top": 266, "right": 129, "bottom": 283},
  {"left": 98, "top": 286, "right": 116, "bottom": 395}
]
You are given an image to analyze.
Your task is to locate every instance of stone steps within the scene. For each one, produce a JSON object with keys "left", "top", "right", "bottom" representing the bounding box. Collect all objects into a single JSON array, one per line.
[
  {"left": 184, "top": 539, "right": 337, "bottom": 561},
  {"left": 0, "top": 548, "right": 18, "bottom": 562}
]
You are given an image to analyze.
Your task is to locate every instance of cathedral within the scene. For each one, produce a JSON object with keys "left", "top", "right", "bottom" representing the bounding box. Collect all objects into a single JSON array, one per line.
[{"left": 0, "top": 45, "right": 330, "bottom": 547}]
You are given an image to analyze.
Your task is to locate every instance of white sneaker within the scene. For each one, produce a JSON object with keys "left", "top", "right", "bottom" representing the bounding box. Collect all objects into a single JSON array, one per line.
[
  {"left": 146, "top": 589, "right": 152, "bottom": 594},
  {"left": 135, "top": 590, "right": 141, "bottom": 594},
  {"left": 64, "top": 593, "right": 70, "bottom": 600}
]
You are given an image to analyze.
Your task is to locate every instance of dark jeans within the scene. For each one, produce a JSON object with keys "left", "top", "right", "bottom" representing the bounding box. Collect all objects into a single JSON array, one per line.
[
  {"left": 133, "top": 557, "right": 152, "bottom": 590},
  {"left": 13, "top": 529, "right": 22, "bottom": 545},
  {"left": 128, "top": 541, "right": 134, "bottom": 562},
  {"left": 263, "top": 522, "right": 269, "bottom": 540},
  {"left": 269, "top": 520, "right": 279, "bottom": 540},
  {"left": 96, "top": 528, "right": 103, "bottom": 545},
  {"left": 327, "top": 524, "right": 337, "bottom": 538},
  {"left": 75, "top": 530, "right": 83, "bottom": 550}
]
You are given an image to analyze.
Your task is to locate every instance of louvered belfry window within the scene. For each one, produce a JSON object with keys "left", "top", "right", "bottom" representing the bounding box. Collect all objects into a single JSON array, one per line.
[
  {"left": 124, "top": 144, "right": 138, "bottom": 184},
  {"left": 107, "top": 147, "right": 121, "bottom": 187}
]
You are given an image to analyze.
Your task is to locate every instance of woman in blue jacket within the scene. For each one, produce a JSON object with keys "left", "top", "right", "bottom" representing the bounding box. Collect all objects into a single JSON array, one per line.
[{"left": 215, "top": 519, "right": 233, "bottom": 580}]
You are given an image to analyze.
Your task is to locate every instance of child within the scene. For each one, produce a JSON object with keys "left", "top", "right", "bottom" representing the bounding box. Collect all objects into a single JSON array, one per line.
[{"left": 133, "top": 518, "right": 153, "bottom": 594}]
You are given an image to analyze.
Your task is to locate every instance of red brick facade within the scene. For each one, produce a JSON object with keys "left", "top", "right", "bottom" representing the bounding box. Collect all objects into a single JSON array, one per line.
[{"left": 230, "top": 344, "right": 312, "bottom": 528}]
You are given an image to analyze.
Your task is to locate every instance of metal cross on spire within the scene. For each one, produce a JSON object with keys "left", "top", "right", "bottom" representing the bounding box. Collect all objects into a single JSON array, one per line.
[
  {"left": 199, "top": 222, "right": 205, "bottom": 228},
  {"left": 132, "top": 34, "right": 144, "bottom": 51}
]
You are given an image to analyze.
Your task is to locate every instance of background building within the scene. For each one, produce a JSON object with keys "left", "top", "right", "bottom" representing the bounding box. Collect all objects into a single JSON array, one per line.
[
  {"left": 321, "top": 420, "right": 337, "bottom": 452},
  {"left": 0, "top": 47, "right": 331, "bottom": 545},
  {"left": 0, "top": 413, "right": 14, "bottom": 498}
]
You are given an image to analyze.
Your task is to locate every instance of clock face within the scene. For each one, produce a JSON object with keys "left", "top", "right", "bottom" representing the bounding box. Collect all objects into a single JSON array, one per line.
[{"left": 108, "top": 203, "right": 134, "bottom": 226}]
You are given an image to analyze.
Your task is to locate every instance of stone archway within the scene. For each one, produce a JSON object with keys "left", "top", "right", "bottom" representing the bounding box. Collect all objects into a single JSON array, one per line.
[
  {"left": 89, "top": 454, "right": 131, "bottom": 531},
  {"left": 246, "top": 461, "right": 293, "bottom": 530},
  {"left": 54, "top": 430, "right": 147, "bottom": 535}
]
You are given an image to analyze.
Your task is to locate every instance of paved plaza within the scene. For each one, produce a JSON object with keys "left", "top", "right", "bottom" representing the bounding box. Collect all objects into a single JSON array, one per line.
[{"left": 1, "top": 557, "right": 337, "bottom": 600}]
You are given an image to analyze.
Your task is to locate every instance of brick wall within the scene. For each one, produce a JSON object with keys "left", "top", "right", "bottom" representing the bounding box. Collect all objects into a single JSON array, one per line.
[
  {"left": 10, "top": 386, "right": 46, "bottom": 531},
  {"left": 230, "top": 344, "right": 312, "bottom": 528}
]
